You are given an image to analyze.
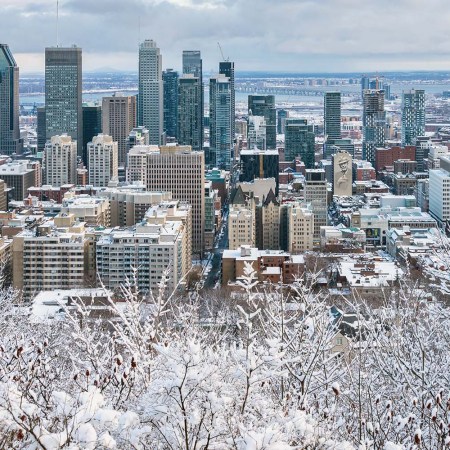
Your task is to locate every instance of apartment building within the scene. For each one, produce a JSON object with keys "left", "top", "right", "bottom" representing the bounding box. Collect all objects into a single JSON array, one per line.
[
  {"left": 44, "top": 134, "right": 77, "bottom": 187},
  {"left": 88, "top": 134, "right": 118, "bottom": 187}
]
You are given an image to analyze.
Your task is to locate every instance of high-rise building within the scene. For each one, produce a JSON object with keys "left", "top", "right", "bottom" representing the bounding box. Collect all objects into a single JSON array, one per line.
[
  {"left": 178, "top": 75, "right": 202, "bottom": 151},
  {"left": 88, "top": 134, "right": 118, "bottom": 187},
  {"left": 219, "top": 61, "right": 235, "bottom": 143},
  {"left": 401, "top": 89, "right": 425, "bottom": 146},
  {"left": 182, "top": 50, "right": 203, "bottom": 149},
  {"left": 44, "top": 135, "right": 77, "bottom": 187},
  {"left": 248, "top": 95, "right": 276, "bottom": 149},
  {"left": 163, "top": 69, "right": 179, "bottom": 140},
  {"left": 284, "top": 118, "right": 315, "bottom": 168},
  {"left": 126, "top": 126, "right": 149, "bottom": 152},
  {"left": 304, "top": 169, "right": 328, "bottom": 245},
  {"left": 361, "top": 75, "right": 370, "bottom": 97},
  {"left": 102, "top": 94, "right": 136, "bottom": 167},
  {"left": 210, "top": 75, "right": 232, "bottom": 170},
  {"left": 0, "top": 161, "right": 36, "bottom": 200},
  {"left": 127, "top": 145, "right": 205, "bottom": 254},
  {"left": 240, "top": 149, "right": 279, "bottom": 195},
  {"left": 323, "top": 92, "right": 341, "bottom": 159},
  {"left": 288, "top": 205, "right": 314, "bottom": 253},
  {"left": 138, "top": 40, "right": 163, "bottom": 145},
  {"left": 0, "top": 44, "right": 22, "bottom": 155},
  {"left": 277, "top": 109, "right": 289, "bottom": 134},
  {"left": 429, "top": 167, "right": 450, "bottom": 228},
  {"left": 362, "top": 89, "right": 386, "bottom": 166},
  {"left": 82, "top": 104, "right": 102, "bottom": 165},
  {"left": 45, "top": 46, "right": 82, "bottom": 157},
  {"left": 37, "top": 107, "right": 46, "bottom": 152},
  {"left": 247, "top": 115, "right": 267, "bottom": 150}
]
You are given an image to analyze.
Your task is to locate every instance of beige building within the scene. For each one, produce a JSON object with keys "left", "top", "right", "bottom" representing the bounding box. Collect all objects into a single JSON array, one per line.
[
  {"left": 127, "top": 144, "right": 205, "bottom": 254},
  {"left": 97, "top": 184, "right": 172, "bottom": 227},
  {"left": 88, "top": 134, "right": 118, "bottom": 187},
  {"left": 44, "top": 135, "right": 77, "bottom": 187},
  {"left": 0, "top": 179, "right": 7, "bottom": 211},
  {"left": 102, "top": 94, "right": 137, "bottom": 167},
  {"left": 228, "top": 186, "right": 256, "bottom": 250},
  {"left": 304, "top": 169, "right": 328, "bottom": 245},
  {"left": 12, "top": 215, "right": 93, "bottom": 299},
  {"left": 288, "top": 205, "right": 314, "bottom": 253},
  {"left": 332, "top": 150, "right": 352, "bottom": 197},
  {"left": 61, "top": 193, "right": 111, "bottom": 227},
  {"left": 257, "top": 189, "right": 280, "bottom": 250}
]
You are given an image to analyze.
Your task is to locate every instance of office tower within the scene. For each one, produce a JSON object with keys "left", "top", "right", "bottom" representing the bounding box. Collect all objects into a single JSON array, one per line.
[
  {"left": 0, "top": 44, "right": 22, "bottom": 155},
  {"left": 0, "top": 161, "right": 36, "bottom": 200},
  {"left": 362, "top": 89, "right": 386, "bottom": 166},
  {"left": 219, "top": 61, "right": 235, "bottom": 143},
  {"left": 37, "top": 107, "right": 46, "bottom": 152},
  {"left": 88, "top": 134, "right": 118, "bottom": 187},
  {"left": 163, "top": 69, "right": 178, "bottom": 140},
  {"left": 45, "top": 46, "right": 82, "bottom": 157},
  {"left": 240, "top": 149, "right": 279, "bottom": 195},
  {"left": 332, "top": 150, "right": 352, "bottom": 196},
  {"left": 247, "top": 115, "right": 266, "bottom": 150},
  {"left": 429, "top": 167, "right": 450, "bottom": 228},
  {"left": 12, "top": 215, "right": 91, "bottom": 299},
  {"left": 138, "top": 40, "right": 163, "bottom": 145},
  {"left": 210, "top": 75, "right": 232, "bottom": 170},
  {"left": 402, "top": 89, "right": 425, "bottom": 146},
  {"left": 304, "top": 169, "right": 328, "bottom": 245},
  {"left": 277, "top": 109, "right": 289, "bottom": 134},
  {"left": 82, "top": 104, "right": 102, "bottom": 165},
  {"left": 182, "top": 51, "right": 203, "bottom": 150},
  {"left": 44, "top": 135, "right": 77, "bottom": 187},
  {"left": 248, "top": 95, "right": 276, "bottom": 149},
  {"left": 284, "top": 118, "right": 315, "bottom": 168},
  {"left": 178, "top": 75, "right": 202, "bottom": 150},
  {"left": 102, "top": 94, "right": 136, "bottom": 167},
  {"left": 127, "top": 145, "right": 205, "bottom": 254},
  {"left": 361, "top": 75, "right": 370, "bottom": 97},
  {"left": 324, "top": 92, "right": 341, "bottom": 141}
]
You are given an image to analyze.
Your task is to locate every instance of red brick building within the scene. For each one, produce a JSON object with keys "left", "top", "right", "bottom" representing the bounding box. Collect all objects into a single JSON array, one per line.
[{"left": 375, "top": 146, "right": 416, "bottom": 172}]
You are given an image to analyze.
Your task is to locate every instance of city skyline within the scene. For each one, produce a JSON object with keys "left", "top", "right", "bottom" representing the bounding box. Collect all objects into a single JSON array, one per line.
[{"left": 3, "top": 0, "right": 450, "bottom": 73}]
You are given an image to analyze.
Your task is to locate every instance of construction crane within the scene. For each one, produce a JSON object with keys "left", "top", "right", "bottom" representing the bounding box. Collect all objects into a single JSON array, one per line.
[{"left": 217, "top": 42, "right": 229, "bottom": 62}]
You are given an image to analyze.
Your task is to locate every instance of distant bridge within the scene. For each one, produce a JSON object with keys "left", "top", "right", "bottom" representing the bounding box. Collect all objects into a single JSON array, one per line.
[{"left": 236, "top": 86, "right": 357, "bottom": 98}]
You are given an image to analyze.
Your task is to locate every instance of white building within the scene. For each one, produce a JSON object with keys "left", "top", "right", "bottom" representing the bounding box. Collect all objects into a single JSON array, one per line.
[
  {"left": 44, "top": 134, "right": 77, "bottom": 187},
  {"left": 429, "top": 168, "right": 450, "bottom": 227},
  {"left": 88, "top": 134, "right": 118, "bottom": 187},
  {"left": 288, "top": 205, "right": 314, "bottom": 253}
]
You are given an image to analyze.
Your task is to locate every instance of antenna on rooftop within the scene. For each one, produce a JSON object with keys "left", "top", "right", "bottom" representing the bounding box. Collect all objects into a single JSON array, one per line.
[{"left": 56, "top": 0, "right": 59, "bottom": 47}]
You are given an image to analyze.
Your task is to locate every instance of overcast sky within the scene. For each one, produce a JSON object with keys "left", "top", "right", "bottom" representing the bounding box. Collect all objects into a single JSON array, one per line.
[{"left": 2, "top": 0, "right": 450, "bottom": 74}]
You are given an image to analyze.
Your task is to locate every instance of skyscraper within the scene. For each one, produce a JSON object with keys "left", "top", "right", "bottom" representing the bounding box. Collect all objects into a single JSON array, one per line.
[
  {"left": 102, "top": 94, "right": 137, "bottom": 167},
  {"left": 323, "top": 92, "right": 341, "bottom": 159},
  {"left": 362, "top": 89, "right": 386, "bottom": 166},
  {"left": 138, "top": 40, "right": 163, "bottom": 145},
  {"left": 45, "top": 46, "right": 82, "bottom": 157},
  {"left": 210, "top": 75, "right": 232, "bottom": 170},
  {"left": 163, "top": 69, "right": 179, "bottom": 140},
  {"left": 284, "top": 118, "right": 315, "bottom": 168},
  {"left": 182, "top": 51, "right": 203, "bottom": 149},
  {"left": 248, "top": 95, "right": 276, "bottom": 149},
  {"left": 402, "top": 89, "right": 425, "bottom": 146},
  {"left": 277, "top": 109, "right": 289, "bottom": 134},
  {"left": 219, "top": 61, "right": 235, "bottom": 143},
  {"left": 0, "top": 44, "right": 22, "bottom": 155},
  {"left": 37, "top": 107, "right": 46, "bottom": 152},
  {"left": 178, "top": 75, "right": 202, "bottom": 151},
  {"left": 82, "top": 103, "right": 102, "bottom": 165}
]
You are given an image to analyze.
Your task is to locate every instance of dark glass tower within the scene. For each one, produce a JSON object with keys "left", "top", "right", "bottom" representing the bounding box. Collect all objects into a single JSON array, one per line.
[
  {"left": 248, "top": 95, "right": 276, "bottom": 149},
  {"left": 45, "top": 46, "right": 82, "bottom": 157},
  {"left": 178, "top": 75, "right": 202, "bottom": 151},
  {"left": 82, "top": 104, "right": 102, "bottom": 166},
  {"left": 323, "top": 91, "right": 341, "bottom": 159},
  {"left": 163, "top": 69, "right": 179, "bottom": 140},
  {"left": 285, "top": 118, "right": 315, "bottom": 168},
  {"left": 219, "top": 61, "right": 235, "bottom": 143},
  {"left": 182, "top": 51, "right": 203, "bottom": 149},
  {"left": 0, "top": 44, "right": 22, "bottom": 155},
  {"left": 37, "top": 106, "right": 46, "bottom": 152},
  {"left": 362, "top": 89, "right": 385, "bottom": 165}
]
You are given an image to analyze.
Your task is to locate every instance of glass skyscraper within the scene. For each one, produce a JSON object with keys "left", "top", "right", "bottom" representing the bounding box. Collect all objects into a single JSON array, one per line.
[
  {"left": 178, "top": 75, "right": 202, "bottom": 151},
  {"left": 219, "top": 61, "right": 235, "bottom": 143},
  {"left": 248, "top": 95, "right": 276, "bottom": 149},
  {"left": 162, "top": 69, "right": 178, "bottom": 140},
  {"left": 82, "top": 104, "right": 102, "bottom": 165},
  {"left": 362, "top": 89, "right": 386, "bottom": 165},
  {"left": 285, "top": 118, "right": 315, "bottom": 168},
  {"left": 45, "top": 46, "right": 82, "bottom": 157},
  {"left": 138, "top": 40, "right": 163, "bottom": 145},
  {"left": 0, "top": 44, "right": 22, "bottom": 155},
  {"left": 402, "top": 89, "right": 425, "bottom": 146},
  {"left": 209, "top": 75, "right": 231, "bottom": 170},
  {"left": 182, "top": 51, "right": 203, "bottom": 150}
]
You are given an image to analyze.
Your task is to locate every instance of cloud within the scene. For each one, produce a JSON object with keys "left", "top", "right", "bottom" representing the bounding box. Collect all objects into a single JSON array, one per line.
[{"left": 2, "top": 0, "right": 450, "bottom": 73}]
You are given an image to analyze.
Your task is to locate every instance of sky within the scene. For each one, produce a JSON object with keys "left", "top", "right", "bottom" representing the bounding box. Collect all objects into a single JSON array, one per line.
[{"left": 2, "top": 0, "right": 450, "bottom": 74}]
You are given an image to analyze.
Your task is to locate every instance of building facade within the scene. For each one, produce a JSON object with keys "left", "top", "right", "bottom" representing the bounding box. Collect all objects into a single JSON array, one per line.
[
  {"left": 44, "top": 135, "right": 77, "bottom": 187},
  {"left": 178, "top": 75, "right": 202, "bottom": 151},
  {"left": 362, "top": 89, "right": 385, "bottom": 166},
  {"left": 402, "top": 89, "right": 425, "bottom": 146},
  {"left": 285, "top": 118, "right": 315, "bottom": 168},
  {"left": 88, "top": 134, "right": 118, "bottom": 187},
  {"left": 82, "top": 104, "right": 102, "bottom": 165},
  {"left": 248, "top": 95, "right": 276, "bottom": 149},
  {"left": 162, "top": 68, "right": 179, "bottom": 140}
]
